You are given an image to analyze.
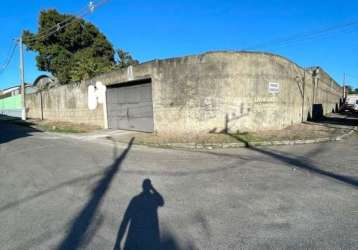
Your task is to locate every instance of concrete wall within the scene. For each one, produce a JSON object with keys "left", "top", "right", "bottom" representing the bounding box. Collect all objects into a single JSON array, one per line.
[
  {"left": 93, "top": 51, "right": 343, "bottom": 134},
  {"left": 26, "top": 51, "right": 343, "bottom": 134},
  {"left": 26, "top": 80, "right": 104, "bottom": 127}
]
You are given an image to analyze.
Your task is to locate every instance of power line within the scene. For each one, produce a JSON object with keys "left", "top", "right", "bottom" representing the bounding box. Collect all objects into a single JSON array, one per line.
[
  {"left": 266, "top": 26, "right": 357, "bottom": 50},
  {"left": 0, "top": 41, "right": 18, "bottom": 74},
  {"left": 243, "top": 19, "right": 358, "bottom": 50},
  {"left": 346, "top": 73, "right": 358, "bottom": 81},
  {"left": 0, "top": 0, "right": 110, "bottom": 76},
  {"left": 27, "top": 0, "right": 110, "bottom": 43},
  {"left": 26, "top": 5, "right": 89, "bottom": 42}
]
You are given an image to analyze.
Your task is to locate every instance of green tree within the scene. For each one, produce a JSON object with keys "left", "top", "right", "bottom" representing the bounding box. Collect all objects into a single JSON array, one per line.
[
  {"left": 346, "top": 85, "right": 353, "bottom": 93},
  {"left": 23, "top": 9, "right": 121, "bottom": 84},
  {"left": 115, "top": 49, "right": 139, "bottom": 68},
  {"left": 346, "top": 85, "right": 358, "bottom": 94}
]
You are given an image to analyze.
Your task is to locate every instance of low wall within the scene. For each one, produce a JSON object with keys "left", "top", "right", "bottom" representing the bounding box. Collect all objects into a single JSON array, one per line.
[
  {"left": 26, "top": 81, "right": 104, "bottom": 127},
  {"left": 26, "top": 51, "right": 343, "bottom": 134}
]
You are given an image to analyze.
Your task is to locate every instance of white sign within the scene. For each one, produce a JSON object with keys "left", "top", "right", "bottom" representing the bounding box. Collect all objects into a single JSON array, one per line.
[
  {"left": 127, "top": 65, "right": 134, "bottom": 81},
  {"left": 88, "top": 81, "right": 106, "bottom": 110},
  {"left": 268, "top": 82, "right": 280, "bottom": 94}
]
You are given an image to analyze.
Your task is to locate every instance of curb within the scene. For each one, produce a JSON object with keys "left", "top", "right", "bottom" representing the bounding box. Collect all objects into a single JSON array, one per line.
[
  {"left": 111, "top": 126, "right": 358, "bottom": 150},
  {"left": 41, "top": 126, "right": 358, "bottom": 151},
  {"left": 335, "top": 127, "right": 358, "bottom": 140}
]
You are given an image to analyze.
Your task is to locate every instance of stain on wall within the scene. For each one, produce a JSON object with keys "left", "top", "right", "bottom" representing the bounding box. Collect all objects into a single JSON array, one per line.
[{"left": 26, "top": 80, "right": 104, "bottom": 127}]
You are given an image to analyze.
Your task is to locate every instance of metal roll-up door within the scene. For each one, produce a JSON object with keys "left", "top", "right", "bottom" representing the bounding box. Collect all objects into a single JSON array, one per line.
[{"left": 107, "top": 80, "right": 154, "bottom": 132}]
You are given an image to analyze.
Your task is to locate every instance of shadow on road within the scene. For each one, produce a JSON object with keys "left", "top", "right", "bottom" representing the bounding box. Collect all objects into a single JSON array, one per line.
[
  {"left": 114, "top": 179, "right": 164, "bottom": 250},
  {"left": 309, "top": 112, "right": 358, "bottom": 127},
  {"left": 0, "top": 118, "right": 40, "bottom": 144},
  {"left": 56, "top": 137, "right": 135, "bottom": 250},
  {"left": 0, "top": 171, "right": 104, "bottom": 213},
  {"left": 113, "top": 179, "right": 191, "bottom": 250},
  {"left": 229, "top": 134, "right": 358, "bottom": 188}
]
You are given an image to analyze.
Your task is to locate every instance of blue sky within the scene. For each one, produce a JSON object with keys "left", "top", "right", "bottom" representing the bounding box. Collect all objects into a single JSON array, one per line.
[{"left": 0, "top": 0, "right": 357, "bottom": 89}]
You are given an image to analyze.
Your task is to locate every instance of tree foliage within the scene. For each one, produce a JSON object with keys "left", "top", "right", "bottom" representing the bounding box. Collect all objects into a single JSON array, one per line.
[
  {"left": 23, "top": 9, "right": 138, "bottom": 84},
  {"left": 115, "top": 49, "right": 139, "bottom": 68},
  {"left": 346, "top": 85, "right": 358, "bottom": 94}
]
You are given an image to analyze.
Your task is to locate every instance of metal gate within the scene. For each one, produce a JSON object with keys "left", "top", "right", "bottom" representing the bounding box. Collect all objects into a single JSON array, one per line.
[{"left": 106, "top": 80, "right": 154, "bottom": 132}]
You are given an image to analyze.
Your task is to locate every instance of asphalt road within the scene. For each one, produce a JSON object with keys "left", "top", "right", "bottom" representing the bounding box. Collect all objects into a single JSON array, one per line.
[{"left": 0, "top": 121, "right": 357, "bottom": 250}]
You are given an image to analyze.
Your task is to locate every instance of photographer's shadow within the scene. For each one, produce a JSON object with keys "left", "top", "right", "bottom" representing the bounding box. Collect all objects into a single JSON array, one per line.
[{"left": 114, "top": 179, "right": 165, "bottom": 250}]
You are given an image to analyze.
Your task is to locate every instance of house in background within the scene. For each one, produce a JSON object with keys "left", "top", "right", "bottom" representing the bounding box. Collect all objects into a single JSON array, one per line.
[
  {"left": 344, "top": 94, "right": 358, "bottom": 112},
  {"left": 0, "top": 84, "right": 36, "bottom": 98},
  {"left": 33, "top": 75, "right": 58, "bottom": 90},
  {"left": 0, "top": 83, "right": 36, "bottom": 118},
  {"left": 0, "top": 74, "right": 56, "bottom": 119},
  {"left": 1, "top": 85, "right": 22, "bottom": 98}
]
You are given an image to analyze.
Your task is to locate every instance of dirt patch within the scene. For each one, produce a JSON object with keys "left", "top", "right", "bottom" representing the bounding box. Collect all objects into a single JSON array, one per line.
[
  {"left": 11, "top": 119, "right": 101, "bottom": 133},
  {"left": 111, "top": 132, "right": 241, "bottom": 145},
  {"left": 110, "top": 122, "right": 353, "bottom": 146},
  {"left": 236, "top": 122, "right": 352, "bottom": 142}
]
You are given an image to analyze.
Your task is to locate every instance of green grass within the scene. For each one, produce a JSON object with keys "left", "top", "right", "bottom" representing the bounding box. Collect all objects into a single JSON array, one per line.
[
  {"left": 6, "top": 119, "right": 98, "bottom": 133},
  {"left": 36, "top": 124, "right": 84, "bottom": 133},
  {"left": 231, "top": 132, "right": 261, "bottom": 142}
]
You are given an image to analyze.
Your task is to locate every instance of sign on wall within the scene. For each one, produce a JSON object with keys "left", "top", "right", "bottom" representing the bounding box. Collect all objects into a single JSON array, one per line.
[
  {"left": 88, "top": 81, "right": 106, "bottom": 110},
  {"left": 268, "top": 82, "right": 280, "bottom": 94}
]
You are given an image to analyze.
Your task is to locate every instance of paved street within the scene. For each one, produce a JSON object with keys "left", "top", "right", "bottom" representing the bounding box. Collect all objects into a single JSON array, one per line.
[{"left": 0, "top": 121, "right": 357, "bottom": 250}]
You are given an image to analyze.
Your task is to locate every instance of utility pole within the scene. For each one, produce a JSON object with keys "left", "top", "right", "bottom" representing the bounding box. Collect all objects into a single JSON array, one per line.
[
  {"left": 19, "top": 34, "right": 26, "bottom": 120},
  {"left": 343, "top": 72, "right": 347, "bottom": 98},
  {"left": 301, "top": 70, "right": 306, "bottom": 122}
]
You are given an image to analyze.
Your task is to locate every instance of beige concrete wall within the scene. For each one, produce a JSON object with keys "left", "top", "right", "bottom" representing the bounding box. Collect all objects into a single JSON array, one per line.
[
  {"left": 26, "top": 51, "right": 343, "bottom": 134},
  {"left": 26, "top": 80, "right": 104, "bottom": 127},
  {"left": 97, "top": 51, "right": 342, "bottom": 134},
  {"left": 152, "top": 52, "right": 306, "bottom": 133}
]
